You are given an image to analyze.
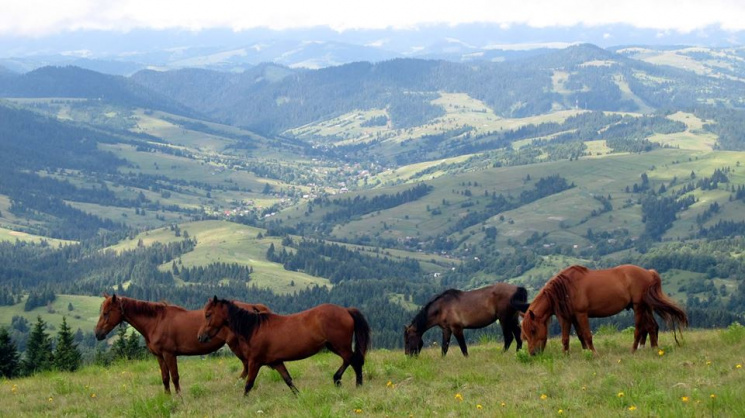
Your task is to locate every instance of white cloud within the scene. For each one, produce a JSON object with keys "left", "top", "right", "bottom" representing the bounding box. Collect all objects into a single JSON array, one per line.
[{"left": 1, "top": 0, "right": 744, "bottom": 37}]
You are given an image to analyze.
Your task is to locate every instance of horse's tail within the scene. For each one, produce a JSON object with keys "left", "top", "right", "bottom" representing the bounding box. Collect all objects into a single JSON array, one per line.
[
  {"left": 348, "top": 308, "right": 371, "bottom": 367},
  {"left": 644, "top": 270, "right": 689, "bottom": 345},
  {"left": 510, "top": 286, "right": 530, "bottom": 313}
]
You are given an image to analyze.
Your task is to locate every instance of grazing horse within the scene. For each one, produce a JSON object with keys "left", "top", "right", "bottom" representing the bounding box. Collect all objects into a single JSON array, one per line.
[
  {"left": 404, "top": 283, "right": 528, "bottom": 356},
  {"left": 520, "top": 265, "right": 688, "bottom": 355},
  {"left": 94, "top": 293, "right": 270, "bottom": 394},
  {"left": 197, "top": 297, "right": 371, "bottom": 397}
]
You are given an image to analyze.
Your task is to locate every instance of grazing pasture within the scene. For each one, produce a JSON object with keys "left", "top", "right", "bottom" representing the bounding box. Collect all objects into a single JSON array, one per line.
[{"left": 2, "top": 328, "right": 744, "bottom": 417}]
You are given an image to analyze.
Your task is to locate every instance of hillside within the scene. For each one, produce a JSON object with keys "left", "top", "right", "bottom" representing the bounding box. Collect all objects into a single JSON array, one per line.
[
  {"left": 3, "top": 327, "right": 744, "bottom": 417},
  {"left": 2, "top": 43, "right": 745, "bottom": 352}
]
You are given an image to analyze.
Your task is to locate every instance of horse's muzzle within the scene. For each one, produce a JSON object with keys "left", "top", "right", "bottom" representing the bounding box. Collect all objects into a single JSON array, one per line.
[
  {"left": 95, "top": 329, "right": 106, "bottom": 341},
  {"left": 198, "top": 333, "right": 211, "bottom": 343}
]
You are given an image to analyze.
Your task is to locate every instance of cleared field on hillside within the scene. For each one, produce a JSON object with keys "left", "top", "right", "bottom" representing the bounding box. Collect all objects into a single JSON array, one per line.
[
  {"left": 110, "top": 220, "right": 330, "bottom": 294},
  {"left": 0, "top": 294, "right": 103, "bottom": 335}
]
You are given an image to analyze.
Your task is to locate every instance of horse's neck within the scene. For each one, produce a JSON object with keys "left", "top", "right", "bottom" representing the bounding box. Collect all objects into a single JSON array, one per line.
[
  {"left": 532, "top": 293, "right": 554, "bottom": 319},
  {"left": 121, "top": 300, "right": 161, "bottom": 340}
]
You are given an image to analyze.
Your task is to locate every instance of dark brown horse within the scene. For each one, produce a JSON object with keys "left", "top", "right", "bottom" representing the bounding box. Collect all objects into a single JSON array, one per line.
[
  {"left": 94, "top": 294, "right": 270, "bottom": 394},
  {"left": 404, "top": 283, "right": 527, "bottom": 356},
  {"left": 520, "top": 265, "right": 688, "bottom": 355},
  {"left": 197, "top": 297, "right": 371, "bottom": 396}
]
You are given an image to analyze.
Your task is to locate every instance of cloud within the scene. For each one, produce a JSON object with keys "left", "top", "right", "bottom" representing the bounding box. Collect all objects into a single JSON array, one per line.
[{"left": 1, "top": 0, "right": 744, "bottom": 37}]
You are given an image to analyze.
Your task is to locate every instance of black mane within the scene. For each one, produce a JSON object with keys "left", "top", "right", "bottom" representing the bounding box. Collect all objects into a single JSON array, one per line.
[
  {"left": 409, "top": 289, "right": 462, "bottom": 333},
  {"left": 222, "top": 299, "right": 268, "bottom": 339}
]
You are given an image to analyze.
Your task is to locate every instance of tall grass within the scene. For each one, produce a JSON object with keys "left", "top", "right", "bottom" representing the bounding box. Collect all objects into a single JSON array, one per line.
[{"left": 2, "top": 329, "right": 744, "bottom": 417}]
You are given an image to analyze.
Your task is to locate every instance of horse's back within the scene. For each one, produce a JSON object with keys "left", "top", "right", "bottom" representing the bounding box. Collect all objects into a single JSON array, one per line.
[{"left": 567, "top": 264, "right": 658, "bottom": 314}]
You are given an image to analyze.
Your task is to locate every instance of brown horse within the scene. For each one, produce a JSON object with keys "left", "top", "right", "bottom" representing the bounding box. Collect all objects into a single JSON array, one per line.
[
  {"left": 520, "top": 265, "right": 688, "bottom": 355},
  {"left": 197, "top": 297, "right": 371, "bottom": 397},
  {"left": 404, "top": 283, "right": 527, "bottom": 356},
  {"left": 94, "top": 293, "right": 270, "bottom": 394}
]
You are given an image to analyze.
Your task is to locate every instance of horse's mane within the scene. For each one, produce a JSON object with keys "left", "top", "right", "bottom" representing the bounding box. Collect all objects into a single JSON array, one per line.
[
  {"left": 409, "top": 289, "right": 462, "bottom": 332},
  {"left": 536, "top": 267, "right": 585, "bottom": 319},
  {"left": 120, "top": 297, "right": 176, "bottom": 317},
  {"left": 222, "top": 299, "right": 269, "bottom": 338}
]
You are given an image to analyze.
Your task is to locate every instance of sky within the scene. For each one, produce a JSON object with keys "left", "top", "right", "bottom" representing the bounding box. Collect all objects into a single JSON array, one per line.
[{"left": 1, "top": 0, "right": 745, "bottom": 37}]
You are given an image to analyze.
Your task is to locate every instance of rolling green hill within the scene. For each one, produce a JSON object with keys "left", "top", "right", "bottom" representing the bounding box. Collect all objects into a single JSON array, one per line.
[{"left": 2, "top": 44, "right": 745, "bottom": 350}]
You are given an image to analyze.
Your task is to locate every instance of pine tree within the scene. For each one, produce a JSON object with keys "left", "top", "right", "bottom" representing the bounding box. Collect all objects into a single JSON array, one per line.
[
  {"left": 54, "top": 317, "right": 81, "bottom": 372},
  {"left": 125, "top": 331, "right": 145, "bottom": 359},
  {"left": 112, "top": 325, "right": 128, "bottom": 360},
  {"left": 22, "top": 316, "right": 54, "bottom": 375},
  {"left": 0, "top": 327, "right": 20, "bottom": 378}
]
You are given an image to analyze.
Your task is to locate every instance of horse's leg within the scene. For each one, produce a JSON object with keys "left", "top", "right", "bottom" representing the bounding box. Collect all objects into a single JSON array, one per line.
[
  {"left": 441, "top": 327, "right": 452, "bottom": 356},
  {"left": 499, "top": 316, "right": 514, "bottom": 352},
  {"left": 570, "top": 318, "right": 588, "bottom": 349},
  {"left": 163, "top": 352, "right": 181, "bottom": 394},
  {"left": 244, "top": 361, "right": 262, "bottom": 397},
  {"left": 453, "top": 327, "right": 468, "bottom": 357},
  {"left": 632, "top": 305, "right": 643, "bottom": 353},
  {"left": 326, "top": 342, "right": 353, "bottom": 387},
  {"left": 648, "top": 315, "right": 660, "bottom": 348},
  {"left": 271, "top": 362, "right": 299, "bottom": 395},
  {"left": 558, "top": 317, "right": 572, "bottom": 353},
  {"left": 576, "top": 313, "right": 596, "bottom": 354},
  {"left": 155, "top": 355, "right": 171, "bottom": 394},
  {"left": 227, "top": 336, "right": 249, "bottom": 379}
]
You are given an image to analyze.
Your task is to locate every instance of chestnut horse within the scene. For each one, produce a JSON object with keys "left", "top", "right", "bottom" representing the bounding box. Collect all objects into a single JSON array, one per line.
[
  {"left": 197, "top": 297, "right": 371, "bottom": 397},
  {"left": 404, "top": 283, "right": 527, "bottom": 356},
  {"left": 94, "top": 294, "right": 270, "bottom": 394},
  {"left": 520, "top": 265, "right": 688, "bottom": 355}
]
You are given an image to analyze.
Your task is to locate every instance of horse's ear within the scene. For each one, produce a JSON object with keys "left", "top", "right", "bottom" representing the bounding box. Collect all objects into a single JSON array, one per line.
[
  {"left": 528, "top": 310, "right": 535, "bottom": 320},
  {"left": 103, "top": 292, "right": 109, "bottom": 298},
  {"left": 212, "top": 295, "right": 218, "bottom": 303},
  {"left": 111, "top": 294, "right": 117, "bottom": 302},
  {"left": 518, "top": 311, "right": 525, "bottom": 319}
]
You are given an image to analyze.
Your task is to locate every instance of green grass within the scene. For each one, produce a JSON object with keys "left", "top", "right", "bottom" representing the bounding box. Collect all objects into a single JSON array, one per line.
[{"left": 2, "top": 329, "right": 744, "bottom": 417}]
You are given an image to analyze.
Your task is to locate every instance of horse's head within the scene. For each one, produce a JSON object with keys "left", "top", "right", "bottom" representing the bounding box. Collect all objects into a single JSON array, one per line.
[
  {"left": 521, "top": 309, "right": 549, "bottom": 355},
  {"left": 198, "top": 296, "right": 228, "bottom": 343},
  {"left": 403, "top": 325, "right": 423, "bottom": 356},
  {"left": 95, "top": 293, "right": 124, "bottom": 341}
]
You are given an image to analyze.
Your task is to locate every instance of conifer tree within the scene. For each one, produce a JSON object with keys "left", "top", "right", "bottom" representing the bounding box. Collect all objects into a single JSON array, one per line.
[
  {"left": 22, "top": 316, "right": 54, "bottom": 375},
  {"left": 54, "top": 317, "right": 81, "bottom": 372},
  {"left": 125, "top": 331, "right": 145, "bottom": 359},
  {"left": 112, "top": 324, "right": 128, "bottom": 360},
  {"left": 0, "top": 327, "right": 20, "bottom": 378}
]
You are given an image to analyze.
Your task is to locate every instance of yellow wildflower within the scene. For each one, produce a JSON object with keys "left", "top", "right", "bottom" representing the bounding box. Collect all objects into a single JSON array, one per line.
[
  {"left": 476, "top": 404, "right": 483, "bottom": 410},
  {"left": 354, "top": 408, "right": 362, "bottom": 414},
  {"left": 581, "top": 386, "right": 587, "bottom": 391},
  {"left": 48, "top": 397, "right": 53, "bottom": 402},
  {"left": 540, "top": 394, "right": 548, "bottom": 400},
  {"left": 500, "top": 402, "right": 506, "bottom": 407},
  {"left": 706, "top": 360, "right": 712, "bottom": 366},
  {"left": 658, "top": 349, "right": 664, "bottom": 356},
  {"left": 628, "top": 405, "right": 637, "bottom": 411},
  {"left": 617, "top": 392, "right": 625, "bottom": 398},
  {"left": 710, "top": 394, "right": 717, "bottom": 399},
  {"left": 91, "top": 393, "right": 97, "bottom": 398},
  {"left": 737, "top": 364, "right": 742, "bottom": 369},
  {"left": 558, "top": 409, "right": 564, "bottom": 414},
  {"left": 455, "top": 393, "right": 463, "bottom": 401},
  {"left": 681, "top": 396, "right": 689, "bottom": 402},
  {"left": 386, "top": 381, "right": 393, "bottom": 388}
]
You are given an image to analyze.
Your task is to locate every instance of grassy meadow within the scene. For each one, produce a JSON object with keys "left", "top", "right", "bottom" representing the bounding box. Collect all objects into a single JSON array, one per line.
[{"left": 3, "top": 327, "right": 744, "bottom": 417}]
